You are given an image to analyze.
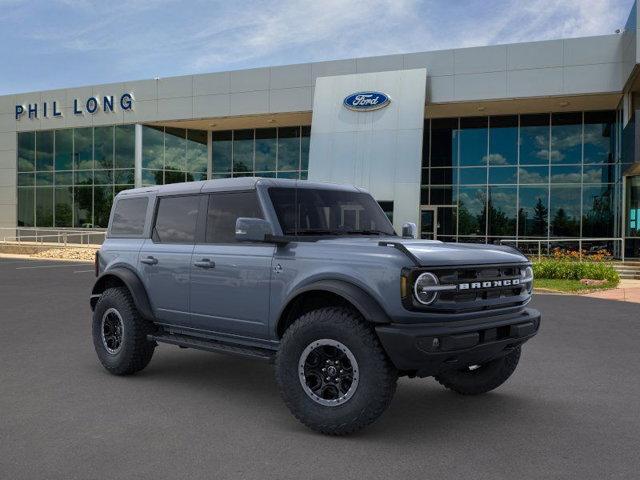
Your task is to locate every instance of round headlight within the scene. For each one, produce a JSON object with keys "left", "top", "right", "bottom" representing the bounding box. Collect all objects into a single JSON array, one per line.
[{"left": 413, "top": 272, "right": 439, "bottom": 305}]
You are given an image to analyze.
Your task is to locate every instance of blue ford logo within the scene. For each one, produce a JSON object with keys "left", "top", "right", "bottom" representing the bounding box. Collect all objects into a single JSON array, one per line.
[{"left": 343, "top": 91, "right": 390, "bottom": 111}]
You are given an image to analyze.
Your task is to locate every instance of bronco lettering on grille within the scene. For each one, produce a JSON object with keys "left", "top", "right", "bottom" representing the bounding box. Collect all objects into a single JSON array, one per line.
[{"left": 458, "top": 278, "right": 521, "bottom": 290}]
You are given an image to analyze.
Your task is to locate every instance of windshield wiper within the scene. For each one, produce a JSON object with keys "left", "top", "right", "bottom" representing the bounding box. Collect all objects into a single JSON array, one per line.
[
  {"left": 285, "top": 228, "right": 395, "bottom": 237},
  {"left": 286, "top": 228, "right": 347, "bottom": 236},
  {"left": 345, "top": 230, "right": 394, "bottom": 236}
]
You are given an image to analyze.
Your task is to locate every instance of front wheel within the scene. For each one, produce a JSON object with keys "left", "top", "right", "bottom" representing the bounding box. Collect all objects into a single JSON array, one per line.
[
  {"left": 275, "top": 307, "right": 397, "bottom": 436},
  {"left": 435, "top": 347, "right": 521, "bottom": 395}
]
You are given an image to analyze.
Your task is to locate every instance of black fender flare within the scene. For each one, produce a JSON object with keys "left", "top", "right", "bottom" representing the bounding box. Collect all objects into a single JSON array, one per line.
[
  {"left": 277, "top": 279, "right": 391, "bottom": 330},
  {"left": 90, "top": 267, "right": 154, "bottom": 321}
]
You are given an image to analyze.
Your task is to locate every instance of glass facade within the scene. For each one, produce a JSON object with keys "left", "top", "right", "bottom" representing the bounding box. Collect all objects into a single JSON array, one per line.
[
  {"left": 16, "top": 124, "right": 311, "bottom": 228},
  {"left": 17, "top": 125, "right": 135, "bottom": 228},
  {"left": 141, "top": 126, "right": 208, "bottom": 185},
  {"left": 211, "top": 126, "right": 310, "bottom": 179},
  {"left": 422, "top": 111, "right": 620, "bottom": 244},
  {"left": 14, "top": 111, "right": 621, "bottom": 251}
]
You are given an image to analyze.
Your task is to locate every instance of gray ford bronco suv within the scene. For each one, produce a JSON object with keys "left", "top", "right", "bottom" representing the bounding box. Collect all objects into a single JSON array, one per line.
[{"left": 91, "top": 177, "right": 540, "bottom": 435}]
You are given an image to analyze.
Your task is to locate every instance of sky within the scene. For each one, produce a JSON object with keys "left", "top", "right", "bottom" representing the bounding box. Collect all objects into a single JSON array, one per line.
[{"left": 0, "top": 0, "right": 636, "bottom": 95}]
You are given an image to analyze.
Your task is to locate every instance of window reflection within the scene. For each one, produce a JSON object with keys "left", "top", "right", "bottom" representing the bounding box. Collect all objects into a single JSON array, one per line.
[
  {"left": 233, "top": 129, "right": 254, "bottom": 173},
  {"left": 584, "top": 111, "right": 615, "bottom": 164},
  {"left": 459, "top": 167, "right": 486, "bottom": 185},
  {"left": 164, "top": 127, "right": 187, "bottom": 175},
  {"left": 94, "top": 127, "right": 113, "bottom": 170},
  {"left": 430, "top": 118, "right": 458, "bottom": 167},
  {"left": 519, "top": 166, "right": 548, "bottom": 184},
  {"left": 518, "top": 186, "right": 548, "bottom": 237},
  {"left": 55, "top": 130, "right": 73, "bottom": 171},
  {"left": 583, "top": 184, "right": 614, "bottom": 237},
  {"left": 186, "top": 130, "right": 208, "bottom": 178},
  {"left": 17, "top": 125, "right": 135, "bottom": 228},
  {"left": 278, "top": 127, "right": 301, "bottom": 171},
  {"left": 54, "top": 186, "right": 73, "bottom": 227},
  {"left": 488, "top": 116, "right": 517, "bottom": 166},
  {"left": 212, "top": 131, "right": 232, "bottom": 174},
  {"left": 519, "top": 114, "right": 549, "bottom": 165},
  {"left": 423, "top": 110, "right": 618, "bottom": 241},
  {"left": 551, "top": 113, "right": 582, "bottom": 164},
  {"left": 74, "top": 128, "right": 93, "bottom": 170},
  {"left": 550, "top": 185, "right": 581, "bottom": 237},
  {"left": 489, "top": 167, "right": 517, "bottom": 184},
  {"left": 255, "top": 128, "right": 277, "bottom": 172},
  {"left": 17, "top": 188, "right": 34, "bottom": 227},
  {"left": 550, "top": 165, "right": 581, "bottom": 183},
  {"left": 459, "top": 117, "right": 487, "bottom": 167},
  {"left": 488, "top": 186, "right": 517, "bottom": 236},
  {"left": 142, "top": 126, "right": 164, "bottom": 171},
  {"left": 458, "top": 187, "right": 486, "bottom": 236},
  {"left": 115, "top": 125, "right": 135, "bottom": 169},
  {"left": 18, "top": 132, "right": 35, "bottom": 172},
  {"left": 36, "top": 131, "right": 54, "bottom": 171}
]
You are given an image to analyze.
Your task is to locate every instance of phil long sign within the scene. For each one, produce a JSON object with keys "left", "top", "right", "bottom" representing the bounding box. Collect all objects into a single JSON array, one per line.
[
  {"left": 343, "top": 91, "right": 390, "bottom": 111},
  {"left": 15, "top": 93, "right": 134, "bottom": 120}
]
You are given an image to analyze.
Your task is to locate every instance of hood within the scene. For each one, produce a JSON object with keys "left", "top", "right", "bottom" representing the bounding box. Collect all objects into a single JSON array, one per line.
[
  {"left": 315, "top": 237, "right": 527, "bottom": 267},
  {"left": 396, "top": 239, "right": 527, "bottom": 266}
]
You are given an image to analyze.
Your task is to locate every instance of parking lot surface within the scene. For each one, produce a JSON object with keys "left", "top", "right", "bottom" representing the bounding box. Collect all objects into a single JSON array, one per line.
[{"left": 1, "top": 257, "right": 639, "bottom": 480}]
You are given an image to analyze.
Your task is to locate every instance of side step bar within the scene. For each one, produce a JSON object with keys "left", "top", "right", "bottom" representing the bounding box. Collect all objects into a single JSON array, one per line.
[{"left": 148, "top": 333, "right": 276, "bottom": 362}]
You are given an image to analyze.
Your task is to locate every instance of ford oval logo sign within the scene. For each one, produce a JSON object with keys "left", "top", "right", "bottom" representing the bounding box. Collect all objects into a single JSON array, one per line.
[{"left": 343, "top": 91, "right": 390, "bottom": 111}]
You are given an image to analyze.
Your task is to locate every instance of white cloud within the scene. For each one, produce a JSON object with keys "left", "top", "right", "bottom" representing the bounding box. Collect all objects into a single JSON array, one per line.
[
  {"left": 483, "top": 153, "right": 508, "bottom": 165},
  {"left": 1, "top": 0, "right": 635, "bottom": 92}
]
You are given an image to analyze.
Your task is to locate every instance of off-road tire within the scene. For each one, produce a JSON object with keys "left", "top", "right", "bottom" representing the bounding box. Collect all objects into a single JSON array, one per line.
[
  {"left": 275, "top": 307, "right": 397, "bottom": 435},
  {"left": 92, "top": 287, "right": 156, "bottom": 376},
  {"left": 435, "top": 347, "right": 521, "bottom": 395}
]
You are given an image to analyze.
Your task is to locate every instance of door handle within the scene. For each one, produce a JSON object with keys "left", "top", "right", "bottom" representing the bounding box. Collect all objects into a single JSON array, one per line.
[
  {"left": 193, "top": 258, "right": 215, "bottom": 269},
  {"left": 140, "top": 256, "right": 158, "bottom": 265}
]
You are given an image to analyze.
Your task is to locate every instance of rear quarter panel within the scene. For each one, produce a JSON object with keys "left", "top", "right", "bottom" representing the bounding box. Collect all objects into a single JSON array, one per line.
[{"left": 100, "top": 238, "right": 146, "bottom": 273}]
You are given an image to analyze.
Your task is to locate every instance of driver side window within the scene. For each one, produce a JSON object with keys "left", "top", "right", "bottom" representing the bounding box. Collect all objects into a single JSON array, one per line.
[{"left": 205, "top": 192, "right": 263, "bottom": 244}]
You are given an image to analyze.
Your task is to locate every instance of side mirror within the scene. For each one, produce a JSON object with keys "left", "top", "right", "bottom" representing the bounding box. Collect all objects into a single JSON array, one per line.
[
  {"left": 235, "top": 217, "right": 273, "bottom": 242},
  {"left": 402, "top": 222, "right": 417, "bottom": 239}
]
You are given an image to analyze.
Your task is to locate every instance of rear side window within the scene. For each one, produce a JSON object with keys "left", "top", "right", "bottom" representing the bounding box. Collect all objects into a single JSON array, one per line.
[
  {"left": 206, "top": 192, "right": 262, "bottom": 243},
  {"left": 153, "top": 195, "right": 200, "bottom": 244},
  {"left": 110, "top": 197, "right": 148, "bottom": 236}
]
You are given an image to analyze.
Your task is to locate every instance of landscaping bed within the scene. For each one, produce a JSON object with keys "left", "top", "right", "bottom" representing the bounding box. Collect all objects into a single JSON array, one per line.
[
  {"left": 532, "top": 248, "right": 619, "bottom": 294},
  {"left": 30, "top": 247, "right": 96, "bottom": 261},
  {"left": 535, "top": 278, "right": 618, "bottom": 293}
]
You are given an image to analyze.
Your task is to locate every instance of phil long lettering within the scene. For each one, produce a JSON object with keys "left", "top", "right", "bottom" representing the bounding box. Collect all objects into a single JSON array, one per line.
[{"left": 15, "top": 93, "right": 134, "bottom": 120}]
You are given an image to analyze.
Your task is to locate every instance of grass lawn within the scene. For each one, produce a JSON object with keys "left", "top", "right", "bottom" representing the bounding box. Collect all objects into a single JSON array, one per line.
[{"left": 535, "top": 278, "right": 618, "bottom": 293}]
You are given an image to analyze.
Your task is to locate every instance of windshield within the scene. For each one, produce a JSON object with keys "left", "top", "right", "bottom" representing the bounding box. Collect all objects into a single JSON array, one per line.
[{"left": 268, "top": 187, "right": 396, "bottom": 236}]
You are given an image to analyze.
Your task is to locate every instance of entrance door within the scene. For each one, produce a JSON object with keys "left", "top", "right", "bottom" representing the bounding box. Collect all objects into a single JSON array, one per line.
[{"left": 420, "top": 207, "right": 437, "bottom": 239}]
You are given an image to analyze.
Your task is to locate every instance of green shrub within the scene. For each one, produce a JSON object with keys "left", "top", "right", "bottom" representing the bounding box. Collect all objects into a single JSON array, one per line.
[{"left": 532, "top": 259, "right": 619, "bottom": 286}]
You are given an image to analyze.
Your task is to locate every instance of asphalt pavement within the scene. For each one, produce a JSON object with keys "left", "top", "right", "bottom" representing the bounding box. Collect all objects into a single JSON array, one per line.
[{"left": 1, "top": 257, "right": 639, "bottom": 480}]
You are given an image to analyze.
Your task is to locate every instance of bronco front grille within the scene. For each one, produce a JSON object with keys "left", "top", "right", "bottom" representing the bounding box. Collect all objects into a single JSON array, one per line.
[{"left": 406, "top": 263, "right": 531, "bottom": 314}]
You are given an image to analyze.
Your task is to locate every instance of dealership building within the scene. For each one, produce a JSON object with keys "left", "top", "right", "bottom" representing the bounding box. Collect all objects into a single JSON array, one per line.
[{"left": 3, "top": 3, "right": 640, "bottom": 257}]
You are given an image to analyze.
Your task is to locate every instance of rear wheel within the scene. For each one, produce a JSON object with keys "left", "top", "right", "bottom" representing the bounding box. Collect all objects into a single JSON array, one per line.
[
  {"left": 92, "top": 287, "right": 156, "bottom": 375},
  {"left": 275, "top": 307, "right": 397, "bottom": 435},
  {"left": 435, "top": 347, "right": 521, "bottom": 395}
]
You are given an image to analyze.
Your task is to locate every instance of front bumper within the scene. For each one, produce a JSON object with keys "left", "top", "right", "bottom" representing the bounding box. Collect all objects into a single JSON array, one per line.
[{"left": 375, "top": 308, "right": 541, "bottom": 377}]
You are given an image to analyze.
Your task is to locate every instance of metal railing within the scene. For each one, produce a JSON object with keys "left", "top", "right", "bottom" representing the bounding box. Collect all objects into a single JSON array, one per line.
[
  {"left": 498, "top": 238, "right": 624, "bottom": 261},
  {"left": 0, "top": 227, "right": 106, "bottom": 247}
]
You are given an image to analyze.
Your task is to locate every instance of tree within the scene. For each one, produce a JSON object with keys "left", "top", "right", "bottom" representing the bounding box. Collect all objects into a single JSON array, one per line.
[
  {"left": 551, "top": 208, "right": 579, "bottom": 237},
  {"left": 484, "top": 195, "right": 515, "bottom": 237},
  {"left": 532, "top": 198, "right": 548, "bottom": 236}
]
